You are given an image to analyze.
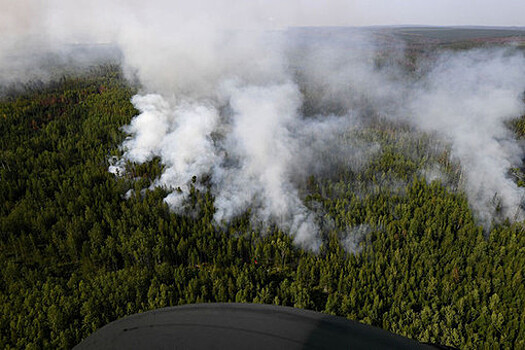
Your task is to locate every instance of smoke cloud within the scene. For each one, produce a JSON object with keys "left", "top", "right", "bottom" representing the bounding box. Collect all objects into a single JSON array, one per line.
[
  {"left": 2, "top": 1, "right": 525, "bottom": 247},
  {"left": 408, "top": 50, "right": 525, "bottom": 224}
]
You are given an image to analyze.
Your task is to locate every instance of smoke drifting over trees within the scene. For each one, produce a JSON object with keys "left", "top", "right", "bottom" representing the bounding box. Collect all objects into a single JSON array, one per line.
[
  {"left": 4, "top": 3, "right": 525, "bottom": 349},
  {"left": 116, "top": 15, "right": 525, "bottom": 245},
  {"left": 2, "top": 1, "right": 525, "bottom": 247}
]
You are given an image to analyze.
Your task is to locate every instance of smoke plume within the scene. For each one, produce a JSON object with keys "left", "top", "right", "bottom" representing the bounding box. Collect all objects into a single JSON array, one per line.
[
  {"left": 409, "top": 50, "right": 525, "bottom": 224},
  {"left": 2, "top": 1, "right": 525, "bottom": 247}
]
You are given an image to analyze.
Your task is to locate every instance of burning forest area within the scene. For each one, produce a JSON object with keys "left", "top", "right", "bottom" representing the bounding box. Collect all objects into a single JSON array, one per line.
[{"left": 1, "top": 1, "right": 525, "bottom": 349}]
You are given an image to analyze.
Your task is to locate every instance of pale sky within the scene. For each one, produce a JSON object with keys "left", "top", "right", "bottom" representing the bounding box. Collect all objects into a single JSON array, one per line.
[
  {"left": 261, "top": 0, "right": 525, "bottom": 27},
  {"left": 1, "top": 0, "right": 524, "bottom": 47}
]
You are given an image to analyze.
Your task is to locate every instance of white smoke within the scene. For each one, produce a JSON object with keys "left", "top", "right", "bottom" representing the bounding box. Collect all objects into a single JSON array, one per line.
[
  {"left": 118, "top": 68, "right": 355, "bottom": 249},
  {"left": 409, "top": 49, "right": 525, "bottom": 224},
  {"left": 123, "top": 94, "right": 220, "bottom": 211},
  {"left": 289, "top": 33, "right": 525, "bottom": 225},
  {"left": 342, "top": 224, "right": 373, "bottom": 254},
  {"left": 2, "top": 1, "right": 525, "bottom": 245}
]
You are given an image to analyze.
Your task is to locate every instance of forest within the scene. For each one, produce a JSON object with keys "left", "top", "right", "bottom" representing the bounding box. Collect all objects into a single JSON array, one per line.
[{"left": 0, "top": 55, "right": 525, "bottom": 350}]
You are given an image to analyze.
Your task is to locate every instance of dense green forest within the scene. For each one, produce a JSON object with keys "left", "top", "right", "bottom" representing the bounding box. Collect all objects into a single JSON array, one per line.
[{"left": 1, "top": 64, "right": 524, "bottom": 349}]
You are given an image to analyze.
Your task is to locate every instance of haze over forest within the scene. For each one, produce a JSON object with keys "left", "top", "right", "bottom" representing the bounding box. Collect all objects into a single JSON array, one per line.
[{"left": 1, "top": 1, "right": 525, "bottom": 349}]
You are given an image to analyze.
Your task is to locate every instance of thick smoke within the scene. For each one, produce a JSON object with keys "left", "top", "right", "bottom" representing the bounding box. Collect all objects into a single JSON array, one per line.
[
  {"left": 108, "top": 8, "right": 380, "bottom": 249},
  {"left": 116, "top": 32, "right": 358, "bottom": 249},
  {"left": 409, "top": 50, "right": 525, "bottom": 224},
  {"left": 286, "top": 29, "right": 525, "bottom": 226},
  {"left": 2, "top": 2, "right": 525, "bottom": 247}
]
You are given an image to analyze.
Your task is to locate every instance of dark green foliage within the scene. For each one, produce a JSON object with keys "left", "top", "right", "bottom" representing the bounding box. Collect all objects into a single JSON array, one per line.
[{"left": 1, "top": 66, "right": 524, "bottom": 349}]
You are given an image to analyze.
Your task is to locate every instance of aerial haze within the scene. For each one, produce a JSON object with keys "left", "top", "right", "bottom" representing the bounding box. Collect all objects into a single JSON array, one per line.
[
  {"left": 4, "top": 2, "right": 525, "bottom": 349},
  {"left": 2, "top": 1, "right": 525, "bottom": 248}
]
